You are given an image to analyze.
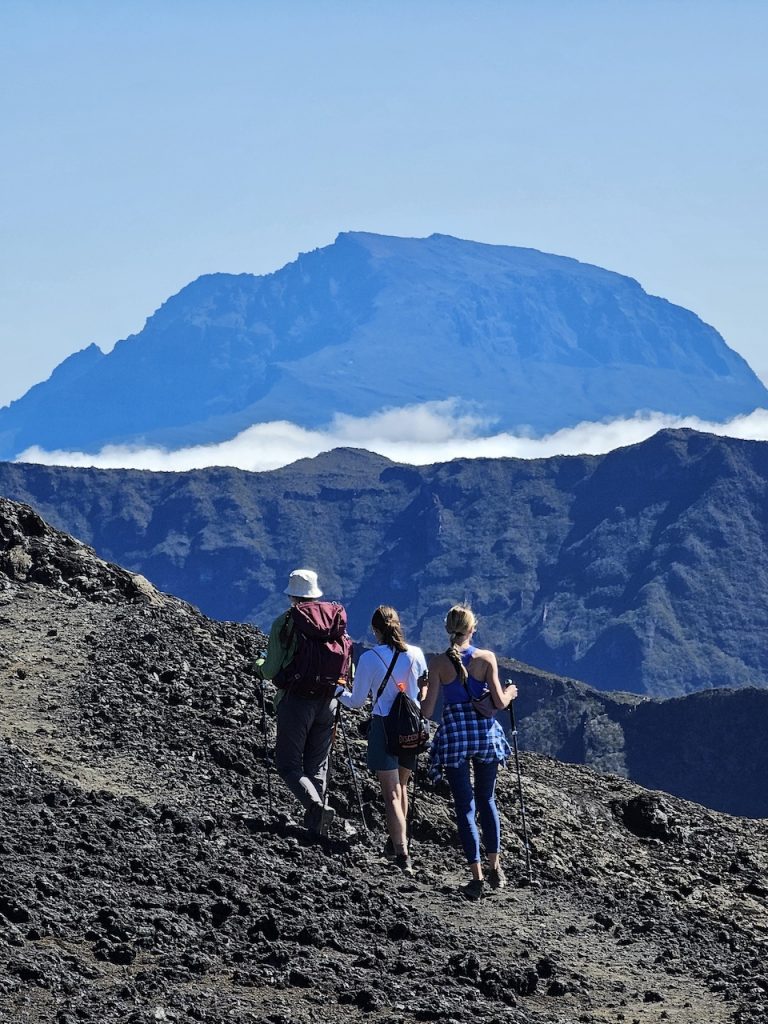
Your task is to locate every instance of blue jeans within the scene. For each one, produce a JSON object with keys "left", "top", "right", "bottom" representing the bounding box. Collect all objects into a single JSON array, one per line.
[{"left": 444, "top": 760, "right": 501, "bottom": 864}]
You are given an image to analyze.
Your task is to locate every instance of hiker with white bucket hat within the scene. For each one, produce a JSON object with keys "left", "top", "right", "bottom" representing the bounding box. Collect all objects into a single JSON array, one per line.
[{"left": 256, "top": 568, "right": 352, "bottom": 836}]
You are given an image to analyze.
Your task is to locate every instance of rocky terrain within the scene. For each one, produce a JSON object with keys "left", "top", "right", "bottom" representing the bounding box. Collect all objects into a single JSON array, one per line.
[
  {"left": 4, "top": 428, "right": 768, "bottom": 698},
  {"left": 3, "top": 461, "right": 768, "bottom": 822},
  {"left": 2, "top": 497, "right": 768, "bottom": 1024},
  {"left": 2, "top": 232, "right": 764, "bottom": 459}
]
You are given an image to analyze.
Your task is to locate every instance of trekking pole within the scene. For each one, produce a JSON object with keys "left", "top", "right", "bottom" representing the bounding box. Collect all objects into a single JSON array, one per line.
[
  {"left": 322, "top": 702, "right": 341, "bottom": 821},
  {"left": 337, "top": 705, "right": 369, "bottom": 835},
  {"left": 509, "top": 698, "right": 533, "bottom": 883},
  {"left": 257, "top": 678, "right": 273, "bottom": 816},
  {"left": 407, "top": 752, "right": 419, "bottom": 849},
  {"left": 407, "top": 710, "right": 428, "bottom": 849}
]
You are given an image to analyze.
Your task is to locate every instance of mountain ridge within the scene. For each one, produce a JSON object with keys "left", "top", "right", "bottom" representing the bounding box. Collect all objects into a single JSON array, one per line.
[
  {"left": 3, "top": 428, "right": 768, "bottom": 698},
  {"left": 505, "top": 655, "right": 768, "bottom": 817}
]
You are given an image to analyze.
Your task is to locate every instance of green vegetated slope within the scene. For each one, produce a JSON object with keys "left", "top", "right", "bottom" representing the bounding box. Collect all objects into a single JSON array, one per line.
[{"left": 3, "top": 428, "right": 768, "bottom": 697}]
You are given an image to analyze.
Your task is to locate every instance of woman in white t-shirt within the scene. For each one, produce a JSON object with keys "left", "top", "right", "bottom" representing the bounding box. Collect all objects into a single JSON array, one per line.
[{"left": 338, "top": 605, "right": 427, "bottom": 873}]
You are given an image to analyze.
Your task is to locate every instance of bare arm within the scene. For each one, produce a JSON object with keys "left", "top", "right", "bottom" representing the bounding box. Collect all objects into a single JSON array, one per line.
[
  {"left": 421, "top": 655, "right": 449, "bottom": 720},
  {"left": 418, "top": 670, "right": 429, "bottom": 706},
  {"left": 475, "top": 650, "right": 517, "bottom": 709}
]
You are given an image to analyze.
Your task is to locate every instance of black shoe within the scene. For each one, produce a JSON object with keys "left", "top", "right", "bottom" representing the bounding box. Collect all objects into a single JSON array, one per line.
[
  {"left": 462, "top": 878, "right": 484, "bottom": 900},
  {"left": 304, "top": 803, "right": 335, "bottom": 836},
  {"left": 318, "top": 806, "right": 335, "bottom": 835},
  {"left": 395, "top": 853, "right": 414, "bottom": 875}
]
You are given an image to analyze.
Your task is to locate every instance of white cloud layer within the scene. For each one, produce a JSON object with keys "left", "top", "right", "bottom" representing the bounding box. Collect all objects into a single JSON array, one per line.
[{"left": 16, "top": 401, "right": 768, "bottom": 473}]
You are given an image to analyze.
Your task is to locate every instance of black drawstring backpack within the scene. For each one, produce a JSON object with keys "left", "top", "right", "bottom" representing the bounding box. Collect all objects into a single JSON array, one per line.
[{"left": 372, "top": 650, "right": 429, "bottom": 757}]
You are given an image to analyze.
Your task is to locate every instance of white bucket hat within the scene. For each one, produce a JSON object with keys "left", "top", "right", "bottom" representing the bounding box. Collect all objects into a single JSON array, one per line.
[{"left": 284, "top": 568, "right": 323, "bottom": 599}]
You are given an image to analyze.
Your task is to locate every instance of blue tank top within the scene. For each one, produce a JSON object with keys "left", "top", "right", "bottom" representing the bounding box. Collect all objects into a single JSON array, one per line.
[{"left": 442, "top": 646, "right": 487, "bottom": 704}]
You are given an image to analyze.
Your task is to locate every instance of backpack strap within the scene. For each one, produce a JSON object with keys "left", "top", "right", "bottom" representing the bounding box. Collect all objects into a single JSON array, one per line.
[
  {"left": 458, "top": 646, "right": 488, "bottom": 699},
  {"left": 372, "top": 649, "right": 401, "bottom": 714},
  {"left": 457, "top": 647, "right": 496, "bottom": 716}
]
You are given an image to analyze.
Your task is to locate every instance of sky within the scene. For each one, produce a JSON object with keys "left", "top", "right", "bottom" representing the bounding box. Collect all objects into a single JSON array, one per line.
[{"left": 2, "top": 1, "right": 768, "bottom": 456}]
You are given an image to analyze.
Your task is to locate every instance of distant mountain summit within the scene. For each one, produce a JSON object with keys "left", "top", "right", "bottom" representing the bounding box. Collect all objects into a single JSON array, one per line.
[{"left": 1, "top": 231, "right": 765, "bottom": 458}]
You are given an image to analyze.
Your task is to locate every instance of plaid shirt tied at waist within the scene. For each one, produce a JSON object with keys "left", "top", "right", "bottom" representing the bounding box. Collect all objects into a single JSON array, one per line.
[{"left": 429, "top": 702, "right": 512, "bottom": 780}]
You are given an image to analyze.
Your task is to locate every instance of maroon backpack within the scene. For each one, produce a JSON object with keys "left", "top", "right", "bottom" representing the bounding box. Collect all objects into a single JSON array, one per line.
[{"left": 275, "top": 600, "right": 352, "bottom": 699}]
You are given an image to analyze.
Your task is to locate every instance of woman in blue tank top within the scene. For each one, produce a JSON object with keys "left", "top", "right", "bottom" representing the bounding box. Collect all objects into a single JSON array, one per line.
[{"left": 422, "top": 604, "right": 518, "bottom": 899}]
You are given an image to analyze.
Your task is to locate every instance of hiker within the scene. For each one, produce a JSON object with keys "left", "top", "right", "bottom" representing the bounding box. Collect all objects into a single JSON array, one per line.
[
  {"left": 421, "top": 604, "right": 518, "bottom": 898},
  {"left": 337, "top": 605, "right": 427, "bottom": 873},
  {"left": 256, "top": 568, "right": 351, "bottom": 836}
]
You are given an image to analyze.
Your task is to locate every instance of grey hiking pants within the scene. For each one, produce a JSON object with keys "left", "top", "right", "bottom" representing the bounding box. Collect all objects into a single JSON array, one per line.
[{"left": 274, "top": 692, "right": 337, "bottom": 811}]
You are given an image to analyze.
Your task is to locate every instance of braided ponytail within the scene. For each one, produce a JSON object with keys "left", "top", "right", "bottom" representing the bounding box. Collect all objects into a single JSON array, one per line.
[
  {"left": 444, "top": 604, "right": 477, "bottom": 681},
  {"left": 371, "top": 605, "right": 408, "bottom": 653},
  {"left": 446, "top": 641, "right": 468, "bottom": 683}
]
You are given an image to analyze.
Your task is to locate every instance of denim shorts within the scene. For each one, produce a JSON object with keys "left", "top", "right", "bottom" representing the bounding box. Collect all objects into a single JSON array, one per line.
[{"left": 367, "top": 714, "right": 417, "bottom": 773}]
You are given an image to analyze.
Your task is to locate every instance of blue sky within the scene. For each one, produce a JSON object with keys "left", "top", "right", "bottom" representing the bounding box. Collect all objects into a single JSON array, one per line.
[{"left": 2, "top": 0, "right": 767, "bottom": 409}]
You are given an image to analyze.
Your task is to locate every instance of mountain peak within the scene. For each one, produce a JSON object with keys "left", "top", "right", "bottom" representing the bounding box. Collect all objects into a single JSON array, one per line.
[{"left": 1, "top": 234, "right": 765, "bottom": 458}]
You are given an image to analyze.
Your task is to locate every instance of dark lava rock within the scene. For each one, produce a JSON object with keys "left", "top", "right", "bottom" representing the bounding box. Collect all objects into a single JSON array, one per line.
[
  {"left": 619, "top": 794, "right": 681, "bottom": 841},
  {"left": 0, "top": 895, "right": 32, "bottom": 924},
  {"left": 1, "top": 495, "right": 768, "bottom": 1024}
]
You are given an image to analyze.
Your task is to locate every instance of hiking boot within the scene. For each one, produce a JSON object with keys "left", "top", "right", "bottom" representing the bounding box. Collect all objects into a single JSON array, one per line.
[
  {"left": 487, "top": 866, "right": 507, "bottom": 889},
  {"left": 382, "top": 836, "right": 396, "bottom": 861},
  {"left": 304, "top": 803, "right": 335, "bottom": 836},
  {"left": 462, "top": 878, "right": 484, "bottom": 901},
  {"left": 395, "top": 852, "right": 414, "bottom": 875},
  {"left": 317, "top": 806, "right": 335, "bottom": 836}
]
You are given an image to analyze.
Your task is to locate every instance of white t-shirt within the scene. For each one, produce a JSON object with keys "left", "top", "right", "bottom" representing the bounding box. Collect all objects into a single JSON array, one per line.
[{"left": 338, "top": 643, "right": 427, "bottom": 717}]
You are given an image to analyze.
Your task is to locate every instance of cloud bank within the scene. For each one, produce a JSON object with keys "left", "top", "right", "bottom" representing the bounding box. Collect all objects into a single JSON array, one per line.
[{"left": 16, "top": 401, "right": 768, "bottom": 473}]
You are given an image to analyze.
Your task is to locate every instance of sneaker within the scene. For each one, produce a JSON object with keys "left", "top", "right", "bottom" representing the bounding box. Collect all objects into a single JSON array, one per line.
[
  {"left": 462, "top": 878, "right": 484, "bottom": 901},
  {"left": 395, "top": 853, "right": 414, "bottom": 875},
  {"left": 487, "top": 866, "right": 507, "bottom": 889},
  {"left": 382, "top": 837, "right": 396, "bottom": 861}
]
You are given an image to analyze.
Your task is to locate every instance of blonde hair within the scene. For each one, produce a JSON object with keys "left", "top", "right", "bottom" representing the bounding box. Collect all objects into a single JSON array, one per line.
[
  {"left": 444, "top": 604, "right": 477, "bottom": 682},
  {"left": 372, "top": 605, "right": 408, "bottom": 653}
]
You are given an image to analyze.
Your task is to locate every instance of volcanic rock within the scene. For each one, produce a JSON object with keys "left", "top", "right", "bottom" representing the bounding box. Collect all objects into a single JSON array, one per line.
[{"left": 0, "top": 497, "right": 767, "bottom": 1023}]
